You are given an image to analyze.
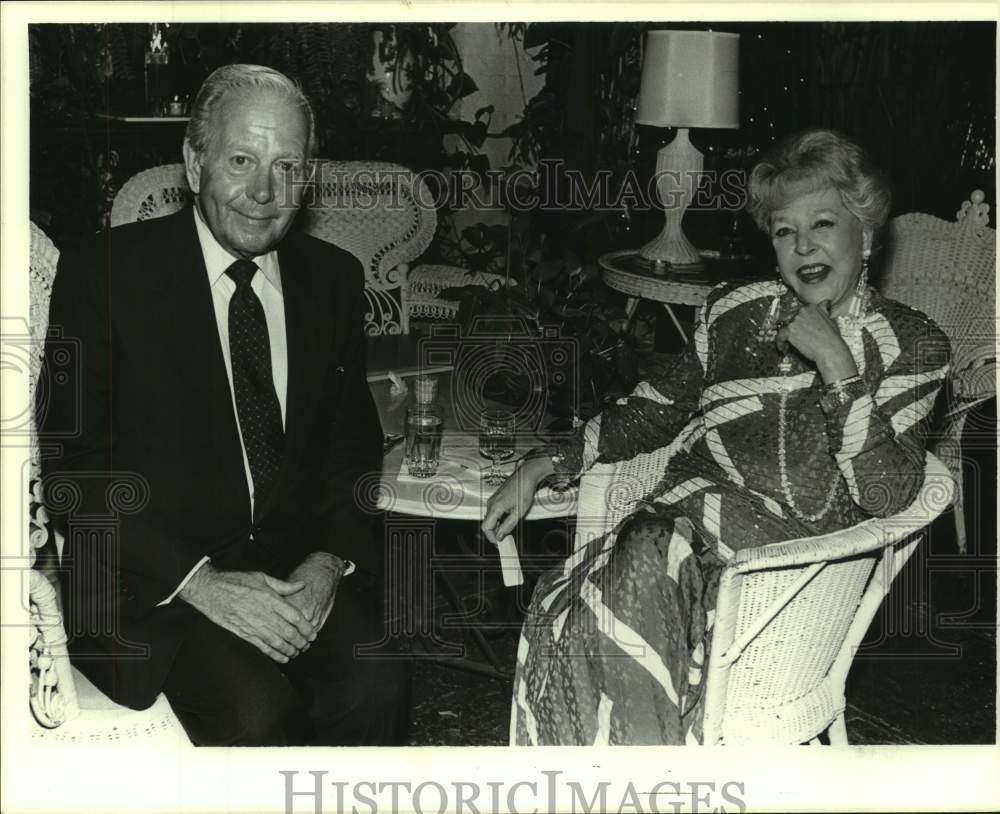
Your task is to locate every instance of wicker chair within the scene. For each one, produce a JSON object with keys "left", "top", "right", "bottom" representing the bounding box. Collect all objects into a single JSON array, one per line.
[
  {"left": 406, "top": 263, "right": 508, "bottom": 322},
  {"left": 28, "top": 222, "right": 191, "bottom": 744},
  {"left": 301, "top": 160, "right": 432, "bottom": 335},
  {"left": 880, "top": 190, "right": 997, "bottom": 553},
  {"left": 567, "top": 446, "right": 953, "bottom": 745},
  {"left": 110, "top": 162, "right": 498, "bottom": 334}
]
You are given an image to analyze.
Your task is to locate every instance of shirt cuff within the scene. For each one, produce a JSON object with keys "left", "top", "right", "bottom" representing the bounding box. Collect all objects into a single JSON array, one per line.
[{"left": 156, "top": 556, "right": 211, "bottom": 607}]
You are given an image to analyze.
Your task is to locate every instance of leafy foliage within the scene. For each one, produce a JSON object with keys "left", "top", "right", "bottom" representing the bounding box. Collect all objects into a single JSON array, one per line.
[
  {"left": 439, "top": 206, "right": 640, "bottom": 419},
  {"left": 425, "top": 23, "right": 650, "bottom": 418}
]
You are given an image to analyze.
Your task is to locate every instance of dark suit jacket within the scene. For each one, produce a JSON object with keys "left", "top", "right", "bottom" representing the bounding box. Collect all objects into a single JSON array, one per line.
[{"left": 39, "top": 208, "right": 384, "bottom": 708}]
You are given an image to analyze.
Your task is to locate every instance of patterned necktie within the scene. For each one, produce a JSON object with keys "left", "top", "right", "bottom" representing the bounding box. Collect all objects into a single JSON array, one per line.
[{"left": 225, "top": 259, "right": 284, "bottom": 517}]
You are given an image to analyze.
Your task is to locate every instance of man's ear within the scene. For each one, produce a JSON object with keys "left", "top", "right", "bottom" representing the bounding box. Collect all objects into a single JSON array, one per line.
[{"left": 181, "top": 140, "right": 202, "bottom": 195}]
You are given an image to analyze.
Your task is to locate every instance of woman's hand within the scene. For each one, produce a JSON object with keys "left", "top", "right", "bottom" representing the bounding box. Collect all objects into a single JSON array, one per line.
[
  {"left": 481, "top": 456, "right": 553, "bottom": 546},
  {"left": 776, "top": 300, "right": 859, "bottom": 383}
]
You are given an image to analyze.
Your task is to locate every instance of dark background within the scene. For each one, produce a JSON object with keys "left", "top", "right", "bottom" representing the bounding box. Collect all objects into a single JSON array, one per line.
[{"left": 30, "top": 21, "right": 996, "bottom": 251}]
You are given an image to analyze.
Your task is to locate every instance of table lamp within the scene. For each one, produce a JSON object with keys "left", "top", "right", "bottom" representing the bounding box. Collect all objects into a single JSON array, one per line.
[{"left": 635, "top": 30, "right": 740, "bottom": 270}]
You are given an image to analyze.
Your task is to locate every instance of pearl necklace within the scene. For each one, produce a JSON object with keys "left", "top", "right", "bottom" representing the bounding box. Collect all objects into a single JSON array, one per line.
[
  {"left": 776, "top": 354, "right": 841, "bottom": 523},
  {"left": 773, "top": 287, "right": 870, "bottom": 524}
]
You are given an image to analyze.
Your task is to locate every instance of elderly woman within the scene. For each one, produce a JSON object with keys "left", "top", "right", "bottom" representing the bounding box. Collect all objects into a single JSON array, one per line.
[{"left": 482, "top": 129, "right": 950, "bottom": 745}]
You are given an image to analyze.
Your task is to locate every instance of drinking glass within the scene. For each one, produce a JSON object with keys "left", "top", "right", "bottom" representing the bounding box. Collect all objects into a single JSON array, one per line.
[
  {"left": 404, "top": 404, "right": 443, "bottom": 477},
  {"left": 479, "top": 409, "right": 516, "bottom": 487}
]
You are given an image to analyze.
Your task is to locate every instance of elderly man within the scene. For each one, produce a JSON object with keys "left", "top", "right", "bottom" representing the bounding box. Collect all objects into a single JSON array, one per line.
[{"left": 40, "top": 64, "right": 409, "bottom": 745}]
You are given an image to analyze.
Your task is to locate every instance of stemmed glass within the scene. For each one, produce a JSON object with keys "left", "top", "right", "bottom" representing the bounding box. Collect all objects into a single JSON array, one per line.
[{"left": 479, "top": 409, "right": 516, "bottom": 487}]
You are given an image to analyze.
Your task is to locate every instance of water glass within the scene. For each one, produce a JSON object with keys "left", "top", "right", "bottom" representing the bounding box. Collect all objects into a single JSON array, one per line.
[{"left": 404, "top": 404, "right": 443, "bottom": 478}]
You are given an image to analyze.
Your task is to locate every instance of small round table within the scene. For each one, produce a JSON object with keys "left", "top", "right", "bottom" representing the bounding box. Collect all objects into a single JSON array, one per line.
[
  {"left": 599, "top": 249, "right": 750, "bottom": 343},
  {"left": 378, "top": 443, "right": 575, "bottom": 522},
  {"left": 368, "top": 375, "right": 577, "bottom": 679}
]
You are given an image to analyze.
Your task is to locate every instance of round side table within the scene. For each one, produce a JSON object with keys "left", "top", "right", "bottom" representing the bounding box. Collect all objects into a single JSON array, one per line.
[{"left": 599, "top": 249, "right": 751, "bottom": 343}]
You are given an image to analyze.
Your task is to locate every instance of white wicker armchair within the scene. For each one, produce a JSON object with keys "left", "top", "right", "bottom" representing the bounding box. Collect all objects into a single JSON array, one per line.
[
  {"left": 880, "top": 190, "right": 997, "bottom": 553},
  {"left": 569, "top": 446, "right": 953, "bottom": 745},
  {"left": 110, "top": 162, "right": 497, "bottom": 334},
  {"left": 28, "top": 222, "right": 191, "bottom": 745},
  {"left": 300, "top": 160, "right": 433, "bottom": 334}
]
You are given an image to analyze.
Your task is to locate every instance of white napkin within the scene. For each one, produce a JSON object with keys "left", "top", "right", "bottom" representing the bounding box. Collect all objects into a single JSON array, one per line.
[{"left": 495, "top": 535, "right": 523, "bottom": 586}]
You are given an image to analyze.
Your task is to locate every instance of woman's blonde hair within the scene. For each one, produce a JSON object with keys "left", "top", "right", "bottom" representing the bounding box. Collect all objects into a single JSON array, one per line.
[{"left": 747, "top": 129, "right": 891, "bottom": 234}]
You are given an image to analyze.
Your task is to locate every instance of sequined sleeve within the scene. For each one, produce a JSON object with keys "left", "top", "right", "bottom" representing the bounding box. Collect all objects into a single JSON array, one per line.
[
  {"left": 546, "top": 287, "right": 722, "bottom": 481},
  {"left": 820, "top": 310, "right": 951, "bottom": 517}
]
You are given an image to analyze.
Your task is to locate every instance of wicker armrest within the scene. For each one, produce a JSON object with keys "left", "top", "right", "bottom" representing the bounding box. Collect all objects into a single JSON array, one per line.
[
  {"left": 408, "top": 263, "right": 507, "bottom": 294},
  {"left": 731, "top": 452, "right": 954, "bottom": 572},
  {"left": 407, "top": 263, "right": 510, "bottom": 322},
  {"left": 29, "top": 568, "right": 80, "bottom": 728}
]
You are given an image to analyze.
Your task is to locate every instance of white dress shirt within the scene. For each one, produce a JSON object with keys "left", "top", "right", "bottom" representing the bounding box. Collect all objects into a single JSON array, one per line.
[{"left": 159, "top": 207, "right": 351, "bottom": 606}]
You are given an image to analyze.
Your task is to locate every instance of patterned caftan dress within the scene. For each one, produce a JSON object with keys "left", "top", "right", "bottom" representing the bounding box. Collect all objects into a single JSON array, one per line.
[{"left": 511, "top": 280, "right": 950, "bottom": 745}]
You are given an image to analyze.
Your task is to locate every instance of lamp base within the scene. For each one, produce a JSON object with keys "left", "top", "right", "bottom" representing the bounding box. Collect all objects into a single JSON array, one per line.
[
  {"left": 638, "top": 235, "right": 704, "bottom": 271},
  {"left": 639, "top": 128, "right": 705, "bottom": 272}
]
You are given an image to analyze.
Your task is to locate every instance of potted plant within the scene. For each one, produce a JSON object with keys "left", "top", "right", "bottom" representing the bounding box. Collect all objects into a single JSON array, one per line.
[{"left": 440, "top": 207, "right": 641, "bottom": 422}]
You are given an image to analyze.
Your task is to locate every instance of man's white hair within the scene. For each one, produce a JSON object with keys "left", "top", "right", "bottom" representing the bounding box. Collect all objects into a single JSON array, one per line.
[{"left": 184, "top": 63, "right": 316, "bottom": 158}]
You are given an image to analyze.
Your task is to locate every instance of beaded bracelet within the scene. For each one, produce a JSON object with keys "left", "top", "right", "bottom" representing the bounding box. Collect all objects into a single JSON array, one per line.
[
  {"left": 519, "top": 446, "right": 577, "bottom": 490},
  {"left": 544, "top": 451, "right": 578, "bottom": 490},
  {"left": 820, "top": 373, "right": 865, "bottom": 409}
]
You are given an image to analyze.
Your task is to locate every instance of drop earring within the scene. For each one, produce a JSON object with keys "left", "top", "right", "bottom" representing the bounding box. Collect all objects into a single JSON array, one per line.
[
  {"left": 759, "top": 268, "right": 790, "bottom": 341},
  {"left": 853, "top": 248, "right": 871, "bottom": 318},
  {"left": 759, "top": 293, "right": 781, "bottom": 341}
]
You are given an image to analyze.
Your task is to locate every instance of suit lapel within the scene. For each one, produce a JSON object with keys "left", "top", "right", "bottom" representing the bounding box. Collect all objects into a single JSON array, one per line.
[
  {"left": 167, "top": 209, "right": 251, "bottom": 513},
  {"left": 256, "top": 234, "right": 317, "bottom": 519}
]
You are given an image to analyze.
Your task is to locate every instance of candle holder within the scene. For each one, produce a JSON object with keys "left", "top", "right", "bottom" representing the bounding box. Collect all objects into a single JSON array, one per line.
[
  {"left": 168, "top": 95, "right": 189, "bottom": 117},
  {"left": 144, "top": 51, "right": 172, "bottom": 117}
]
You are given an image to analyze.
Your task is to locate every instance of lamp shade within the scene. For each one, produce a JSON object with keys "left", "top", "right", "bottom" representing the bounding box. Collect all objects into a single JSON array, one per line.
[{"left": 636, "top": 30, "right": 739, "bottom": 129}]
